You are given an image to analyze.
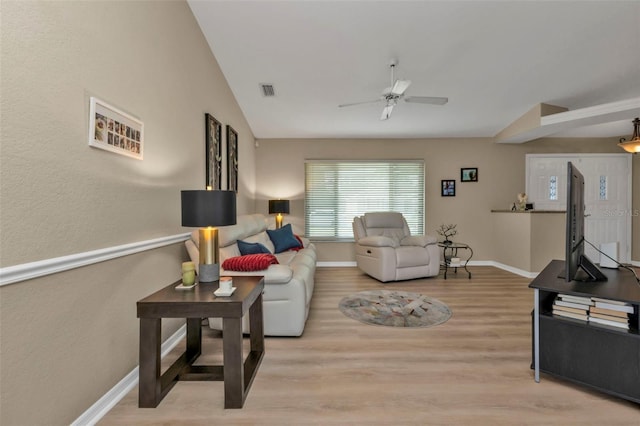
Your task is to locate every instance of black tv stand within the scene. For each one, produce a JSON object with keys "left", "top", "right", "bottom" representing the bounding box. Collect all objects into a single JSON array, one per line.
[
  {"left": 557, "top": 255, "right": 608, "bottom": 282},
  {"left": 530, "top": 260, "right": 640, "bottom": 404},
  {"left": 578, "top": 254, "right": 608, "bottom": 281}
]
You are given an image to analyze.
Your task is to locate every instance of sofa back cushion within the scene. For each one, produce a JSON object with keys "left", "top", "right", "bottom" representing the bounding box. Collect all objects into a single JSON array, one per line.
[
  {"left": 190, "top": 214, "right": 276, "bottom": 263},
  {"left": 237, "top": 240, "right": 271, "bottom": 255},
  {"left": 218, "top": 214, "right": 268, "bottom": 247}
]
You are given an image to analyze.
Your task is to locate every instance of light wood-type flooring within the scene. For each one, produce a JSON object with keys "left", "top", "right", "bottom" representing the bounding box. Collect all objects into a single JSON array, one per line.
[{"left": 100, "top": 266, "right": 640, "bottom": 425}]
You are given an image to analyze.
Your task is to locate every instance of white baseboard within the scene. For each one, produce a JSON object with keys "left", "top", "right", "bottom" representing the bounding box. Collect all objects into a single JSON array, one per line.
[
  {"left": 317, "top": 261, "right": 357, "bottom": 267},
  {"left": 318, "top": 260, "right": 538, "bottom": 278},
  {"left": 472, "top": 261, "right": 539, "bottom": 278},
  {"left": 71, "top": 324, "right": 187, "bottom": 426}
]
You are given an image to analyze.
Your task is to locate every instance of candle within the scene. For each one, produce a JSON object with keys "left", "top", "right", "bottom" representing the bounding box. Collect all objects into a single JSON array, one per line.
[{"left": 182, "top": 262, "right": 196, "bottom": 286}]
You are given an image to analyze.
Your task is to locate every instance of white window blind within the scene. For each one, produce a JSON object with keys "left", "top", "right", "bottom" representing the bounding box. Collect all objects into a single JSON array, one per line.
[{"left": 305, "top": 160, "right": 425, "bottom": 239}]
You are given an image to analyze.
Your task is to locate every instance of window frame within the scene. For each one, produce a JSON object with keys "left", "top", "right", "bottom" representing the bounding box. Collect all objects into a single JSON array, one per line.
[{"left": 304, "top": 160, "right": 425, "bottom": 241}]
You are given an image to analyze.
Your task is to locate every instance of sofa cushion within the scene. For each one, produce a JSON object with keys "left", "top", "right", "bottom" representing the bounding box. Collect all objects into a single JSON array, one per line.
[
  {"left": 267, "top": 224, "right": 303, "bottom": 253},
  {"left": 237, "top": 239, "right": 271, "bottom": 255},
  {"left": 218, "top": 214, "right": 268, "bottom": 248},
  {"left": 222, "top": 254, "right": 279, "bottom": 272}
]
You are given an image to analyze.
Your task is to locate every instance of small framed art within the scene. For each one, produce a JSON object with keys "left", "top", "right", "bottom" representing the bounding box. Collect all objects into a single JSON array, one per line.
[
  {"left": 227, "top": 125, "right": 238, "bottom": 192},
  {"left": 205, "top": 113, "right": 222, "bottom": 190},
  {"left": 461, "top": 167, "right": 478, "bottom": 182},
  {"left": 441, "top": 180, "right": 455, "bottom": 197},
  {"left": 89, "top": 97, "right": 143, "bottom": 160}
]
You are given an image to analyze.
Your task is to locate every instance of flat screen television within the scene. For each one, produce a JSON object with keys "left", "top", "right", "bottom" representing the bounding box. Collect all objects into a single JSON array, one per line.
[{"left": 560, "top": 162, "right": 607, "bottom": 282}]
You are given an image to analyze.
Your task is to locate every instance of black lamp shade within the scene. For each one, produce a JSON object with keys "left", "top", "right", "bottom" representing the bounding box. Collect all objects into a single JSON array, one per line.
[
  {"left": 269, "top": 199, "right": 290, "bottom": 214},
  {"left": 181, "top": 190, "right": 236, "bottom": 227}
]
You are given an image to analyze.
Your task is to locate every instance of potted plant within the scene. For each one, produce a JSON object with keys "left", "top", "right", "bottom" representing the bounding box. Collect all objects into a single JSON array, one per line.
[{"left": 436, "top": 224, "right": 457, "bottom": 245}]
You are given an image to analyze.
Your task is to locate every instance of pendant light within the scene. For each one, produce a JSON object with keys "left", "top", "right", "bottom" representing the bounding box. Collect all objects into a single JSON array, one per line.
[{"left": 618, "top": 117, "right": 640, "bottom": 153}]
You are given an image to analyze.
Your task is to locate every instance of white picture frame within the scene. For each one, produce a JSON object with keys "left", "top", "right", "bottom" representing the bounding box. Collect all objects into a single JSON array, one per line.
[{"left": 89, "top": 97, "right": 143, "bottom": 160}]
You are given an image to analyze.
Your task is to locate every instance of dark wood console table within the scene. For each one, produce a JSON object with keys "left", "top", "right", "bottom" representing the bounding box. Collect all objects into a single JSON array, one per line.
[
  {"left": 529, "top": 260, "right": 640, "bottom": 403},
  {"left": 137, "top": 276, "right": 264, "bottom": 409}
]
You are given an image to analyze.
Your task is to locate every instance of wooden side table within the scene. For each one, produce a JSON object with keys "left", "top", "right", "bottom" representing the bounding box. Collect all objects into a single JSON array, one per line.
[{"left": 137, "top": 276, "right": 264, "bottom": 409}]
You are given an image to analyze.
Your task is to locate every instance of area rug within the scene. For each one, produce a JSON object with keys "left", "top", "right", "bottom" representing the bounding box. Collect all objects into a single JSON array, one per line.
[{"left": 338, "top": 290, "right": 452, "bottom": 328}]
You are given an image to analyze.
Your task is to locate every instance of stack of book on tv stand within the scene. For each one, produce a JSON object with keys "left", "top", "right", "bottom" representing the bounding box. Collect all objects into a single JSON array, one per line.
[{"left": 552, "top": 294, "right": 633, "bottom": 330}]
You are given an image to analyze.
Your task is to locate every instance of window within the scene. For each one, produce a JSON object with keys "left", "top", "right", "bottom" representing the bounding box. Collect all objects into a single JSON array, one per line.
[
  {"left": 305, "top": 160, "right": 424, "bottom": 239},
  {"left": 549, "top": 175, "right": 558, "bottom": 201}
]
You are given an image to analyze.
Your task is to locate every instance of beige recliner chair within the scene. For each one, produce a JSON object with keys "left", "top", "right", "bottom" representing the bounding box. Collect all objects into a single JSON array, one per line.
[{"left": 352, "top": 212, "right": 440, "bottom": 282}]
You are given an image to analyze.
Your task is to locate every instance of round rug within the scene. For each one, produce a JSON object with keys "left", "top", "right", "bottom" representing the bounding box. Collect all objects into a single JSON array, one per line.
[{"left": 338, "top": 290, "right": 452, "bottom": 328}]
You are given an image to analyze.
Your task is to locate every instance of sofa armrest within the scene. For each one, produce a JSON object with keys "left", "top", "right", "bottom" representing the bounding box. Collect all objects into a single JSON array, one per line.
[
  {"left": 298, "top": 236, "right": 311, "bottom": 248},
  {"left": 357, "top": 235, "right": 399, "bottom": 248},
  {"left": 400, "top": 235, "right": 437, "bottom": 247},
  {"left": 264, "top": 264, "right": 294, "bottom": 284},
  {"left": 220, "top": 264, "right": 293, "bottom": 284}
]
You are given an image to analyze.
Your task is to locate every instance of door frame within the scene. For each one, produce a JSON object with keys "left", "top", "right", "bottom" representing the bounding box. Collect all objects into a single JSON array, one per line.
[{"left": 525, "top": 153, "right": 632, "bottom": 263}]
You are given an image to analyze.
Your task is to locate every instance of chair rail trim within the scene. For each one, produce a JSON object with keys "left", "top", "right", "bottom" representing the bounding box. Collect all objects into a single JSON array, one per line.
[{"left": 0, "top": 233, "right": 191, "bottom": 287}]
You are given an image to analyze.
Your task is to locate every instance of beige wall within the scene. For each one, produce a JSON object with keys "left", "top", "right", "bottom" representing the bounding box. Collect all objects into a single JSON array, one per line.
[
  {"left": 1, "top": 2, "right": 638, "bottom": 424},
  {"left": 0, "top": 1, "right": 255, "bottom": 424},
  {"left": 255, "top": 138, "right": 639, "bottom": 263},
  {"left": 492, "top": 212, "right": 566, "bottom": 272}
]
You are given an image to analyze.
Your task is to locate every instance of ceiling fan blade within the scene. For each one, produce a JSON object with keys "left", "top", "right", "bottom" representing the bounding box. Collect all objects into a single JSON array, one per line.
[
  {"left": 338, "top": 99, "right": 382, "bottom": 108},
  {"left": 380, "top": 104, "right": 394, "bottom": 120},
  {"left": 404, "top": 96, "right": 449, "bottom": 105},
  {"left": 391, "top": 79, "right": 411, "bottom": 96}
]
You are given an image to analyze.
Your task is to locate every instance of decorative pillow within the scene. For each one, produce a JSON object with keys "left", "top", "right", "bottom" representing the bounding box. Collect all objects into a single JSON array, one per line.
[
  {"left": 266, "top": 224, "right": 303, "bottom": 253},
  {"left": 237, "top": 239, "right": 271, "bottom": 255},
  {"left": 288, "top": 235, "right": 304, "bottom": 252},
  {"left": 222, "top": 254, "right": 279, "bottom": 272}
]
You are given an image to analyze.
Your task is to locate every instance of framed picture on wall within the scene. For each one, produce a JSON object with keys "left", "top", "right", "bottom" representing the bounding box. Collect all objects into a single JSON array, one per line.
[
  {"left": 205, "top": 113, "right": 222, "bottom": 190},
  {"left": 227, "top": 125, "right": 238, "bottom": 192},
  {"left": 89, "top": 97, "right": 143, "bottom": 160},
  {"left": 461, "top": 167, "right": 478, "bottom": 182},
  {"left": 441, "top": 180, "right": 456, "bottom": 197}
]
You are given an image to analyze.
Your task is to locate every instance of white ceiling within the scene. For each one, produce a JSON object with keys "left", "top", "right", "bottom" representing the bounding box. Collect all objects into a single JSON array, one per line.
[{"left": 188, "top": 1, "right": 640, "bottom": 141}]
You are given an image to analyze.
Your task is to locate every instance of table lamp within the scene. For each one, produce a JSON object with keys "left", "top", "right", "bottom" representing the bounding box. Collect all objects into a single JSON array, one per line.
[
  {"left": 181, "top": 190, "right": 236, "bottom": 282},
  {"left": 269, "top": 199, "right": 290, "bottom": 229}
]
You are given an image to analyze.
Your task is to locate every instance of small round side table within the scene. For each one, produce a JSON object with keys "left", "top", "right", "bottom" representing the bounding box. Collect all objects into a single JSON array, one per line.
[{"left": 438, "top": 241, "right": 473, "bottom": 279}]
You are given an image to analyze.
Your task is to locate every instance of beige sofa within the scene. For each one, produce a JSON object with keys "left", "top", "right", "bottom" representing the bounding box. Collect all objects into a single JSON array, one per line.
[
  {"left": 185, "top": 214, "right": 316, "bottom": 336},
  {"left": 353, "top": 212, "right": 440, "bottom": 282}
]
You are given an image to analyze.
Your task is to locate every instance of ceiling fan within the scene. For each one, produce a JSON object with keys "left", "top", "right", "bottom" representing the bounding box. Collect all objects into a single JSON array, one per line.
[{"left": 338, "top": 60, "right": 448, "bottom": 120}]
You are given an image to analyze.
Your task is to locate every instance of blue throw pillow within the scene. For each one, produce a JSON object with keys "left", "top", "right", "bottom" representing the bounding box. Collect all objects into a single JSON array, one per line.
[
  {"left": 266, "top": 224, "right": 302, "bottom": 254},
  {"left": 237, "top": 239, "right": 271, "bottom": 255}
]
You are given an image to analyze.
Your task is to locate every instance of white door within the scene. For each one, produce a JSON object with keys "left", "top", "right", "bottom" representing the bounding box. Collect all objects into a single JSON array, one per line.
[{"left": 526, "top": 154, "right": 632, "bottom": 263}]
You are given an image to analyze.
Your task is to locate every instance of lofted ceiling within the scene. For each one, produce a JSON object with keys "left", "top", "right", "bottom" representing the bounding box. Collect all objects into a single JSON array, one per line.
[{"left": 188, "top": 1, "right": 640, "bottom": 141}]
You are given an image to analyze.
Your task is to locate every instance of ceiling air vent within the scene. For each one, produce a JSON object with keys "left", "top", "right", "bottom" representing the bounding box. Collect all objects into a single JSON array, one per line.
[{"left": 259, "top": 83, "right": 275, "bottom": 97}]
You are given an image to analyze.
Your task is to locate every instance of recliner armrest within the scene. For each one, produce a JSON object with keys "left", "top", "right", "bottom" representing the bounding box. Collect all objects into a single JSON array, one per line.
[
  {"left": 400, "top": 235, "right": 437, "bottom": 247},
  {"left": 357, "top": 235, "right": 399, "bottom": 248}
]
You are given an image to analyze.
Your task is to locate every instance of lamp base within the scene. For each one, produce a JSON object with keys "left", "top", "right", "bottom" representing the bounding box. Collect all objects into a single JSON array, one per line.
[{"left": 199, "top": 263, "right": 220, "bottom": 283}]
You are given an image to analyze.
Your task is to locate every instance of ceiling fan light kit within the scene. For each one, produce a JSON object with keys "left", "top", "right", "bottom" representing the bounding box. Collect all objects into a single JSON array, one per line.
[
  {"left": 618, "top": 117, "right": 640, "bottom": 153},
  {"left": 339, "top": 60, "right": 448, "bottom": 120}
]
